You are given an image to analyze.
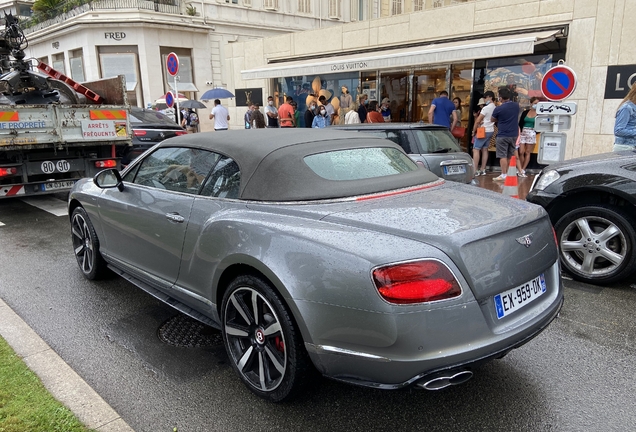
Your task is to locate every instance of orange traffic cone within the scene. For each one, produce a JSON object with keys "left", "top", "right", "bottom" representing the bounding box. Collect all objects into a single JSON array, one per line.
[{"left": 503, "top": 155, "right": 519, "bottom": 199}]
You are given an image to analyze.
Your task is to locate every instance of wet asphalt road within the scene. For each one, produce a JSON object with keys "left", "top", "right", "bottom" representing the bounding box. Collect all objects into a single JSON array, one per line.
[{"left": 1, "top": 197, "right": 636, "bottom": 432}]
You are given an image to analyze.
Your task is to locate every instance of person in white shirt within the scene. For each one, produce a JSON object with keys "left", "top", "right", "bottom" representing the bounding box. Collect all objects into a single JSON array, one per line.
[
  {"left": 209, "top": 99, "right": 230, "bottom": 131},
  {"left": 264, "top": 96, "right": 279, "bottom": 128},
  {"left": 344, "top": 102, "right": 361, "bottom": 124},
  {"left": 471, "top": 91, "right": 496, "bottom": 176}
]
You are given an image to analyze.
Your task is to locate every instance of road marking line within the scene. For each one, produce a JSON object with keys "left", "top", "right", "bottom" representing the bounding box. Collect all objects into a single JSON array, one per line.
[
  {"left": 0, "top": 221, "right": 5, "bottom": 226},
  {"left": 20, "top": 196, "right": 67, "bottom": 216}
]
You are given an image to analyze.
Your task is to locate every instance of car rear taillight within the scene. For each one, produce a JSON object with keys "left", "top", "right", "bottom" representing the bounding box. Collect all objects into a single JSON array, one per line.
[
  {"left": 175, "top": 131, "right": 188, "bottom": 136},
  {"left": 95, "top": 160, "right": 117, "bottom": 168},
  {"left": 133, "top": 129, "right": 147, "bottom": 136},
  {"left": 372, "top": 260, "right": 461, "bottom": 304},
  {"left": 552, "top": 226, "right": 559, "bottom": 250},
  {"left": 0, "top": 167, "right": 17, "bottom": 177}
]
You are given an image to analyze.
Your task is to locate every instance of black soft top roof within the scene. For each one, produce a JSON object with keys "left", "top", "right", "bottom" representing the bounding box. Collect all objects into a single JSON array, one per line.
[{"left": 157, "top": 129, "right": 438, "bottom": 201}]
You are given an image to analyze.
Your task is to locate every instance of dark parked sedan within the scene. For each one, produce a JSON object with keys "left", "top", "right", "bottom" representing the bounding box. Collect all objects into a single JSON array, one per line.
[
  {"left": 332, "top": 123, "right": 475, "bottom": 183},
  {"left": 121, "top": 107, "right": 187, "bottom": 165},
  {"left": 69, "top": 129, "right": 562, "bottom": 402},
  {"left": 527, "top": 150, "right": 636, "bottom": 284}
]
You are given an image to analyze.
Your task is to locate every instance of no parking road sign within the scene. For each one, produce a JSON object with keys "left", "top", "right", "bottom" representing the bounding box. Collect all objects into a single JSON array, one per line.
[
  {"left": 166, "top": 52, "right": 179, "bottom": 77},
  {"left": 541, "top": 65, "right": 577, "bottom": 101},
  {"left": 165, "top": 91, "right": 175, "bottom": 108}
]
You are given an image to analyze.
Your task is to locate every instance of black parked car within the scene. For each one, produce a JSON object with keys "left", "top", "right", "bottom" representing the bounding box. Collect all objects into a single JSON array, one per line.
[
  {"left": 332, "top": 123, "right": 475, "bottom": 183},
  {"left": 527, "top": 150, "right": 636, "bottom": 284},
  {"left": 121, "top": 107, "right": 187, "bottom": 165}
]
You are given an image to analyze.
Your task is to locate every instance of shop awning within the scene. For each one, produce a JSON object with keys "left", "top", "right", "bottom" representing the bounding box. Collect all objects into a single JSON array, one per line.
[
  {"left": 241, "top": 30, "right": 560, "bottom": 80},
  {"left": 176, "top": 82, "right": 199, "bottom": 92}
]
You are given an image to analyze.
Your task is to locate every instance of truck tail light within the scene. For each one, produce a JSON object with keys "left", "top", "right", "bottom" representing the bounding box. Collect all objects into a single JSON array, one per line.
[
  {"left": 372, "top": 260, "right": 461, "bottom": 304},
  {"left": 95, "top": 160, "right": 117, "bottom": 168},
  {"left": 175, "top": 131, "right": 188, "bottom": 136},
  {"left": 0, "top": 167, "right": 17, "bottom": 177},
  {"left": 133, "top": 129, "right": 147, "bottom": 136}
]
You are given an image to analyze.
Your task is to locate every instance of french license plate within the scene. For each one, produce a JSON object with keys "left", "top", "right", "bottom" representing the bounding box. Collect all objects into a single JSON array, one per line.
[
  {"left": 443, "top": 165, "right": 466, "bottom": 175},
  {"left": 494, "top": 274, "right": 546, "bottom": 319},
  {"left": 44, "top": 180, "right": 75, "bottom": 191}
]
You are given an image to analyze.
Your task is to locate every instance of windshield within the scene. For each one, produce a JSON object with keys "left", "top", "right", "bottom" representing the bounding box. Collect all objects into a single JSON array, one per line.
[
  {"left": 129, "top": 109, "right": 180, "bottom": 126},
  {"left": 412, "top": 129, "right": 461, "bottom": 154},
  {"left": 304, "top": 147, "right": 418, "bottom": 181}
]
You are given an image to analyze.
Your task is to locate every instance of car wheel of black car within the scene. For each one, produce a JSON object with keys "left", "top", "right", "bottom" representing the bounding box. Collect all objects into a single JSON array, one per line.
[
  {"left": 221, "top": 275, "right": 311, "bottom": 402},
  {"left": 71, "top": 207, "right": 108, "bottom": 280},
  {"left": 555, "top": 205, "right": 636, "bottom": 284}
]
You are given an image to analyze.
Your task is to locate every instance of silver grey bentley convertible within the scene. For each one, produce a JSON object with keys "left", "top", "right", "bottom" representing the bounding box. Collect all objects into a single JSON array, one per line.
[{"left": 68, "top": 129, "right": 563, "bottom": 402}]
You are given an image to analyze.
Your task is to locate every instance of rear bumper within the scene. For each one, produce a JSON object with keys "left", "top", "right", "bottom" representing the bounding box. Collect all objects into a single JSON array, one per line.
[
  {"left": 304, "top": 260, "right": 564, "bottom": 389},
  {"left": 0, "top": 179, "right": 80, "bottom": 199},
  {"left": 307, "top": 293, "right": 563, "bottom": 389}
]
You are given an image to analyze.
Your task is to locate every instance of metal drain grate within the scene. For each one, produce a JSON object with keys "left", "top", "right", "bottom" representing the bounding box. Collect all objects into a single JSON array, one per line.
[{"left": 158, "top": 314, "right": 223, "bottom": 348}]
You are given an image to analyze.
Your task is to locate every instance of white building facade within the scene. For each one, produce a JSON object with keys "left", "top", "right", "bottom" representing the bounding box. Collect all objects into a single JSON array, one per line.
[
  {"left": 7, "top": 0, "right": 372, "bottom": 130},
  {"left": 227, "top": 0, "right": 636, "bottom": 159}
]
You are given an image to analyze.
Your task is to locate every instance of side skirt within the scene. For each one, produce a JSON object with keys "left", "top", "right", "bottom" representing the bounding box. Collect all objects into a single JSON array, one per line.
[{"left": 107, "top": 264, "right": 221, "bottom": 330}]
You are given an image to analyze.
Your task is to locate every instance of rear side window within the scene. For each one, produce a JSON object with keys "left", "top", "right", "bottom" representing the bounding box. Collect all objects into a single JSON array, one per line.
[
  {"left": 413, "top": 130, "right": 461, "bottom": 154},
  {"left": 129, "top": 109, "right": 179, "bottom": 126},
  {"left": 200, "top": 157, "right": 241, "bottom": 199},
  {"left": 304, "top": 147, "right": 417, "bottom": 181},
  {"left": 365, "top": 130, "right": 412, "bottom": 153}
]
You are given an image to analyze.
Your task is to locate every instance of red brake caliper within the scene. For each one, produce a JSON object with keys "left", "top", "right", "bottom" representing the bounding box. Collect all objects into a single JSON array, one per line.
[{"left": 275, "top": 336, "right": 285, "bottom": 352}]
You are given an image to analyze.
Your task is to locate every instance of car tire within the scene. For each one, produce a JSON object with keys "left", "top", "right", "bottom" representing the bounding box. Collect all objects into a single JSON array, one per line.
[
  {"left": 70, "top": 207, "right": 108, "bottom": 280},
  {"left": 221, "top": 275, "right": 311, "bottom": 402},
  {"left": 554, "top": 204, "right": 636, "bottom": 285}
]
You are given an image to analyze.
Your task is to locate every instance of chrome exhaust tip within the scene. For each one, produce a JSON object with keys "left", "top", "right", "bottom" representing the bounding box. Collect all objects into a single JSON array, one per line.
[{"left": 417, "top": 370, "right": 473, "bottom": 391}]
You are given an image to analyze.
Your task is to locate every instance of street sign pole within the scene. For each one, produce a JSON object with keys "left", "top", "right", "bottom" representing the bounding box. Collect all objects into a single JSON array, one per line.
[
  {"left": 537, "top": 62, "right": 579, "bottom": 162},
  {"left": 166, "top": 52, "right": 180, "bottom": 125}
]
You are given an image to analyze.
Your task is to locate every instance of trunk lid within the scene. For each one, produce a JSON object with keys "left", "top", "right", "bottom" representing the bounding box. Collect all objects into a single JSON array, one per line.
[{"left": 322, "top": 182, "right": 558, "bottom": 300}]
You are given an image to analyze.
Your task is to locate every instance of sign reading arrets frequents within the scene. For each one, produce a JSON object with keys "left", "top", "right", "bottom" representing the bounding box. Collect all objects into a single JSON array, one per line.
[{"left": 541, "top": 65, "right": 578, "bottom": 101}]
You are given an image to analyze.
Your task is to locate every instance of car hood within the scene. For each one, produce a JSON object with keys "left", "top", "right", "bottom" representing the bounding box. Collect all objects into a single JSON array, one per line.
[
  {"left": 320, "top": 182, "right": 557, "bottom": 300},
  {"left": 544, "top": 150, "right": 636, "bottom": 171}
]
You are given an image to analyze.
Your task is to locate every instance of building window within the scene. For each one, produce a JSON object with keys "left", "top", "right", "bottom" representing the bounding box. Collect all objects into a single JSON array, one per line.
[
  {"left": 98, "top": 46, "right": 142, "bottom": 106},
  {"left": 243, "top": 0, "right": 252, "bottom": 6},
  {"left": 413, "top": 0, "right": 423, "bottom": 12},
  {"left": 433, "top": 0, "right": 444, "bottom": 7},
  {"left": 264, "top": 0, "right": 278, "bottom": 10},
  {"left": 391, "top": 0, "right": 403, "bottom": 15},
  {"left": 225, "top": 0, "right": 238, "bottom": 3},
  {"left": 298, "top": 0, "right": 310, "bottom": 13},
  {"left": 52, "top": 53, "right": 65, "bottom": 74},
  {"left": 329, "top": 0, "right": 341, "bottom": 18},
  {"left": 69, "top": 49, "right": 85, "bottom": 82}
]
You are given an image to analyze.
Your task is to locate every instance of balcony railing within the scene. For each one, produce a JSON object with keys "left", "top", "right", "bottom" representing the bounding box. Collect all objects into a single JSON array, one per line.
[{"left": 23, "top": 0, "right": 181, "bottom": 33}]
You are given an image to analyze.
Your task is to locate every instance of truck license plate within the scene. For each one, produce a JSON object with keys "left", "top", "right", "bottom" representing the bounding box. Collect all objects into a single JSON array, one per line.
[
  {"left": 443, "top": 165, "right": 466, "bottom": 175},
  {"left": 44, "top": 181, "right": 75, "bottom": 191},
  {"left": 494, "top": 274, "right": 546, "bottom": 319}
]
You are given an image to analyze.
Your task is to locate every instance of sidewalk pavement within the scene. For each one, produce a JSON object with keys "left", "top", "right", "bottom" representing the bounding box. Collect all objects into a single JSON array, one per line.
[{"left": 0, "top": 297, "right": 134, "bottom": 432}]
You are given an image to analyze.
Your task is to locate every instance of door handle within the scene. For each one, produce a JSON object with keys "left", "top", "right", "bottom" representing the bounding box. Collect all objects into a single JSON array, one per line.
[{"left": 165, "top": 213, "right": 185, "bottom": 223}]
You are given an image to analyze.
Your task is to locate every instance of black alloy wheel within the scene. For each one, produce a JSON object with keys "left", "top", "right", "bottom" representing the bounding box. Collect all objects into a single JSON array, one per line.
[
  {"left": 221, "top": 275, "right": 311, "bottom": 402},
  {"left": 71, "top": 207, "right": 107, "bottom": 280},
  {"left": 555, "top": 204, "right": 636, "bottom": 285}
]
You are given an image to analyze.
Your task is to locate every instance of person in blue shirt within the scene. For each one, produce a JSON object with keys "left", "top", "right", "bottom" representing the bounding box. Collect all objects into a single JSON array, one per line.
[
  {"left": 312, "top": 106, "right": 331, "bottom": 128},
  {"left": 614, "top": 84, "right": 636, "bottom": 151},
  {"left": 428, "top": 90, "right": 457, "bottom": 129},
  {"left": 491, "top": 87, "right": 520, "bottom": 181}
]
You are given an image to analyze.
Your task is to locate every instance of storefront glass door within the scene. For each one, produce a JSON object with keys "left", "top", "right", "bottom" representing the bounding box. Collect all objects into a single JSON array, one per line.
[
  {"left": 412, "top": 67, "right": 448, "bottom": 123},
  {"left": 379, "top": 72, "right": 409, "bottom": 122}
]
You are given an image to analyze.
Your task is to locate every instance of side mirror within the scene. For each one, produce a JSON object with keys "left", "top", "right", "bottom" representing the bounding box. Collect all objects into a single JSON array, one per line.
[{"left": 93, "top": 169, "right": 124, "bottom": 192}]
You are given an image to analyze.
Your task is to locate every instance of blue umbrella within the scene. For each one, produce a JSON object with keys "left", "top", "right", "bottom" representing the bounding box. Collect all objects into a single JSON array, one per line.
[{"left": 200, "top": 88, "right": 235, "bottom": 101}]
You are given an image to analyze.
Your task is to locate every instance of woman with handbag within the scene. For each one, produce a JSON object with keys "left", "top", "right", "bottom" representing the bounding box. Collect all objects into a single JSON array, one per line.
[
  {"left": 517, "top": 96, "right": 540, "bottom": 177},
  {"left": 471, "top": 91, "right": 496, "bottom": 176},
  {"left": 450, "top": 97, "right": 465, "bottom": 142}
]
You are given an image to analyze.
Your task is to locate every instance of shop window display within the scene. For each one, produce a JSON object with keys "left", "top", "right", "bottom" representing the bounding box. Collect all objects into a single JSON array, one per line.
[{"left": 276, "top": 73, "right": 359, "bottom": 127}]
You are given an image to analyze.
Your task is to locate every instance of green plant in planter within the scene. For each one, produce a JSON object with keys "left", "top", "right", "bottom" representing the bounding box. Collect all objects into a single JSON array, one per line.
[{"left": 186, "top": 4, "right": 197, "bottom": 16}]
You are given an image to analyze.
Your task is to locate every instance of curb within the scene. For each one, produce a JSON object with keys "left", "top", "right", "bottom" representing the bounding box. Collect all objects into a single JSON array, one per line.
[{"left": 0, "top": 297, "right": 134, "bottom": 432}]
